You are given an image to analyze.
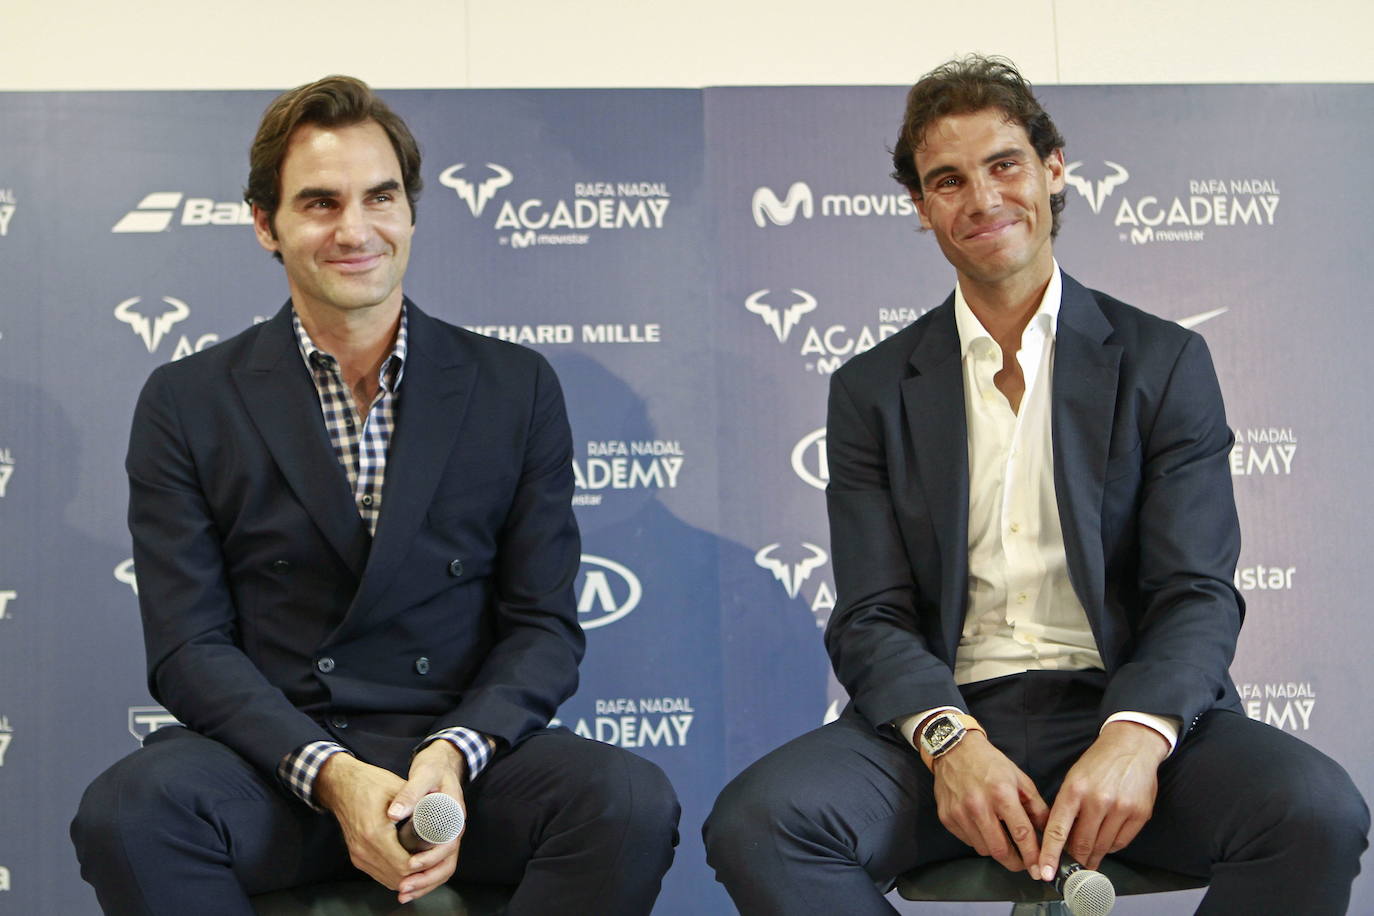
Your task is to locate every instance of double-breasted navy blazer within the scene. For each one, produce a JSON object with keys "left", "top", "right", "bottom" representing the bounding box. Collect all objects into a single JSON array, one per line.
[
  {"left": 824, "top": 272, "right": 1244, "bottom": 744},
  {"left": 126, "top": 300, "right": 583, "bottom": 778}
]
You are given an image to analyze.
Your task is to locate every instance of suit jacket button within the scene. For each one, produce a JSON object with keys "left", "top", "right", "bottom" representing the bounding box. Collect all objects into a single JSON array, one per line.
[
  {"left": 271, "top": 559, "right": 291, "bottom": 573},
  {"left": 330, "top": 714, "right": 348, "bottom": 729},
  {"left": 316, "top": 657, "right": 335, "bottom": 673},
  {"left": 448, "top": 559, "right": 463, "bottom": 577},
  {"left": 415, "top": 657, "right": 430, "bottom": 675}
]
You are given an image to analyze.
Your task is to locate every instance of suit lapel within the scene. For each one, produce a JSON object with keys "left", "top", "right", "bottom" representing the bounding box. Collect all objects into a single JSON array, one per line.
[
  {"left": 231, "top": 304, "right": 370, "bottom": 577},
  {"left": 1051, "top": 275, "right": 1121, "bottom": 631},
  {"left": 337, "top": 303, "right": 477, "bottom": 637},
  {"left": 899, "top": 300, "right": 970, "bottom": 660}
]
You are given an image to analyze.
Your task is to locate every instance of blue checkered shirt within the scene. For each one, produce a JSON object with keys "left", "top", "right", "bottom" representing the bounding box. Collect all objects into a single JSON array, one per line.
[{"left": 276, "top": 306, "right": 496, "bottom": 810}]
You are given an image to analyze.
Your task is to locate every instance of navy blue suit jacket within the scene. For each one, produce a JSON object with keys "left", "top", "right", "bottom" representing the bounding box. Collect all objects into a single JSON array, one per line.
[
  {"left": 126, "top": 300, "right": 583, "bottom": 778},
  {"left": 824, "top": 272, "right": 1244, "bottom": 744}
]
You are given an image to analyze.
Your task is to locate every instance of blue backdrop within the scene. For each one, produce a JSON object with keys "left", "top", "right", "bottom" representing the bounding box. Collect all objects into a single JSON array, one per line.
[{"left": 0, "top": 84, "right": 1369, "bottom": 914}]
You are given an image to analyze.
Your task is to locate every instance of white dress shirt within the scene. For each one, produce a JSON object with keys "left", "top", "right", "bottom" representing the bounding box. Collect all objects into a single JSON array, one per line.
[{"left": 899, "top": 265, "right": 1178, "bottom": 752}]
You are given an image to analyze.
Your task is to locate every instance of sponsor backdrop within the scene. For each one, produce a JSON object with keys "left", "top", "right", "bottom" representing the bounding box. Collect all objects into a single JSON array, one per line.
[{"left": 0, "top": 84, "right": 1369, "bottom": 913}]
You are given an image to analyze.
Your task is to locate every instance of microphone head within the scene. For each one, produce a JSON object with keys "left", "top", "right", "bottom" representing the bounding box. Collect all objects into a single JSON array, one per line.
[
  {"left": 1062, "top": 867, "right": 1115, "bottom": 916},
  {"left": 411, "top": 792, "right": 465, "bottom": 845}
]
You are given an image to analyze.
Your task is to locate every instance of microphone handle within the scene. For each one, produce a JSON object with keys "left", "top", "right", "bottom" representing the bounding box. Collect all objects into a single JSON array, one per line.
[
  {"left": 396, "top": 817, "right": 432, "bottom": 854},
  {"left": 1055, "top": 857, "right": 1084, "bottom": 893}
]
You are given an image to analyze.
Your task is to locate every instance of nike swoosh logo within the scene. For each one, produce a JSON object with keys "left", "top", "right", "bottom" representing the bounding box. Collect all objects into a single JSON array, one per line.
[{"left": 1175, "top": 307, "right": 1228, "bottom": 330}]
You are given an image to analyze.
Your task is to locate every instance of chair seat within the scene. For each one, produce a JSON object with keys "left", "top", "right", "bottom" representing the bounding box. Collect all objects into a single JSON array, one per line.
[
  {"left": 896, "top": 855, "right": 1206, "bottom": 902},
  {"left": 251, "top": 880, "right": 513, "bottom": 915}
]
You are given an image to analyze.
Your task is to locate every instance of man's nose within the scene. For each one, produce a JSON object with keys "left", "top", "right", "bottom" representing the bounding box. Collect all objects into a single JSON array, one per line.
[
  {"left": 966, "top": 174, "right": 1002, "bottom": 213},
  {"left": 334, "top": 202, "right": 369, "bottom": 246}
]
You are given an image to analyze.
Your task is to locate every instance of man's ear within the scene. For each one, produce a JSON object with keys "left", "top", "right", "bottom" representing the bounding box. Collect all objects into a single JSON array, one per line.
[
  {"left": 251, "top": 204, "right": 279, "bottom": 254},
  {"left": 910, "top": 190, "right": 932, "bottom": 230},
  {"left": 1043, "top": 148, "right": 1066, "bottom": 195}
]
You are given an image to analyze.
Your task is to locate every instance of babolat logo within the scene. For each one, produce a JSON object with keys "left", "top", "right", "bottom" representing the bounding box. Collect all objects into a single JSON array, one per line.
[
  {"left": 0, "top": 714, "right": 12, "bottom": 766},
  {"left": 111, "top": 191, "right": 252, "bottom": 233},
  {"left": 0, "top": 589, "right": 15, "bottom": 620},
  {"left": 751, "top": 180, "right": 915, "bottom": 229},
  {"left": 792, "top": 427, "right": 828, "bottom": 490},
  {"left": 754, "top": 542, "right": 836, "bottom": 627},
  {"left": 113, "top": 296, "right": 222, "bottom": 361},
  {"left": 577, "top": 554, "right": 642, "bottom": 629},
  {"left": 0, "top": 864, "right": 9, "bottom": 892},
  {"left": 1066, "top": 161, "right": 1280, "bottom": 245},
  {"left": 0, "top": 187, "right": 16, "bottom": 236},
  {"left": 439, "top": 162, "right": 671, "bottom": 249},
  {"left": 128, "top": 706, "right": 180, "bottom": 743},
  {"left": 0, "top": 447, "right": 13, "bottom": 498},
  {"left": 115, "top": 558, "right": 139, "bottom": 595},
  {"left": 744, "top": 289, "right": 913, "bottom": 375}
]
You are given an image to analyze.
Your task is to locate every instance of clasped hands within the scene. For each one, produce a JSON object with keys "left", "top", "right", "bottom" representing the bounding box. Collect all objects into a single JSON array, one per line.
[
  {"left": 931, "top": 721, "right": 1168, "bottom": 881},
  {"left": 313, "top": 740, "right": 468, "bottom": 905}
]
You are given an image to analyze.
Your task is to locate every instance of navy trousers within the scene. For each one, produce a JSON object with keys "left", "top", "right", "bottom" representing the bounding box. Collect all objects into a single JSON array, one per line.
[
  {"left": 72, "top": 726, "right": 680, "bottom": 916},
  {"left": 704, "top": 670, "right": 1368, "bottom": 915}
]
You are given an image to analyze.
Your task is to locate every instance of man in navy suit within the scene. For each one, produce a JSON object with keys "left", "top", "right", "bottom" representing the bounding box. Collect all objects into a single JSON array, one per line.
[
  {"left": 705, "top": 55, "right": 1367, "bottom": 913},
  {"left": 72, "top": 76, "right": 678, "bottom": 915}
]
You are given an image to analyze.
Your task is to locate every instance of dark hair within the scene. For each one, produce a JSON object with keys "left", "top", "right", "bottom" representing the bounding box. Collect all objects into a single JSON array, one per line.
[
  {"left": 244, "top": 75, "right": 422, "bottom": 234},
  {"left": 891, "top": 54, "right": 1066, "bottom": 236}
]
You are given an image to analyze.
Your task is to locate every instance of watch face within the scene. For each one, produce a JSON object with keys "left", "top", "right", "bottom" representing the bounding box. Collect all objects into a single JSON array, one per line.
[{"left": 927, "top": 720, "right": 958, "bottom": 744}]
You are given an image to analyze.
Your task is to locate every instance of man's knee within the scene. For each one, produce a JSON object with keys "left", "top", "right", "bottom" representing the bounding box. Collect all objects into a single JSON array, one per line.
[
  {"left": 72, "top": 745, "right": 184, "bottom": 859},
  {"left": 1270, "top": 750, "right": 1369, "bottom": 859},
  {"left": 1214, "top": 725, "right": 1371, "bottom": 867},
  {"left": 564, "top": 740, "right": 680, "bottom": 846},
  {"left": 704, "top": 759, "right": 812, "bottom": 877}
]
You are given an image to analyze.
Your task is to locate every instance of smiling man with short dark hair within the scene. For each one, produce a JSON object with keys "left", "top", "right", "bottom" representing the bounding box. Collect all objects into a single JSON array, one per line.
[{"left": 704, "top": 55, "right": 1368, "bottom": 915}]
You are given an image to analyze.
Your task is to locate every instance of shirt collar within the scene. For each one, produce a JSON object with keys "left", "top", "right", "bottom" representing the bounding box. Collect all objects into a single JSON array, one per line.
[
  {"left": 953, "top": 260, "right": 1063, "bottom": 358},
  {"left": 292, "top": 304, "right": 409, "bottom": 392}
]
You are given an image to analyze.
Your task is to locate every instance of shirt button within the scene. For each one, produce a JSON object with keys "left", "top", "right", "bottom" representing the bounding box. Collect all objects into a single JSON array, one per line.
[
  {"left": 271, "top": 559, "right": 291, "bottom": 573},
  {"left": 346, "top": 417, "right": 355, "bottom": 428},
  {"left": 316, "top": 657, "right": 335, "bottom": 673},
  {"left": 1017, "top": 592, "right": 1028, "bottom": 604},
  {"left": 1009, "top": 522, "right": 1021, "bottom": 533},
  {"left": 415, "top": 657, "right": 430, "bottom": 675},
  {"left": 330, "top": 714, "right": 348, "bottom": 729},
  {"left": 448, "top": 559, "right": 463, "bottom": 577},
  {"left": 360, "top": 494, "right": 373, "bottom": 507}
]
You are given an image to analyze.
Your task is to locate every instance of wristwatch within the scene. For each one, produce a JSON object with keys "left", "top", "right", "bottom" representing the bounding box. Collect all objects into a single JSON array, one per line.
[{"left": 917, "top": 712, "right": 983, "bottom": 769}]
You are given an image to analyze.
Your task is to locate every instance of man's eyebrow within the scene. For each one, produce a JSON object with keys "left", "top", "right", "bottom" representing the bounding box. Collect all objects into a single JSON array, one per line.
[
  {"left": 292, "top": 186, "right": 338, "bottom": 203},
  {"left": 366, "top": 179, "right": 401, "bottom": 196},
  {"left": 982, "top": 147, "right": 1025, "bottom": 165},
  {"left": 920, "top": 163, "right": 957, "bottom": 187},
  {"left": 291, "top": 179, "right": 400, "bottom": 203}
]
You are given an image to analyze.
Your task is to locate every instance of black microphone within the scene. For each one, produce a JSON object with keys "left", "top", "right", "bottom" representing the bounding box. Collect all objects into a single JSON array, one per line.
[
  {"left": 1055, "top": 857, "right": 1115, "bottom": 916},
  {"left": 396, "top": 792, "right": 466, "bottom": 854}
]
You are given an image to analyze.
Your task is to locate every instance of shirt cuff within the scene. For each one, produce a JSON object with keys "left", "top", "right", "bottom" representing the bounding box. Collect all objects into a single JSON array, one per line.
[
  {"left": 278, "top": 740, "right": 352, "bottom": 812},
  {"left": 896, "top": 706, "right": 963, "bottom": 749},
  {"left": 422, "top": 727, "right": 499, "bottom": 783},
  {"left": 1103, "top": 711, "right": 1181, "bottom": 754}
]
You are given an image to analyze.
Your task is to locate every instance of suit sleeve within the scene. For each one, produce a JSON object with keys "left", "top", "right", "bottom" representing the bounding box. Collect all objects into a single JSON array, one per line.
[
  {"left": 823, "top": 369, "right": 966, "bottom": 731},
  {"left": 128, "top": 367, "right": 333, "bottom": 776},
  {"left": 426, "top": 354, "right": 584, "bottom": 747},
  {"left": 1098, "top": 332, "right": 1244, "bottom": 738}
]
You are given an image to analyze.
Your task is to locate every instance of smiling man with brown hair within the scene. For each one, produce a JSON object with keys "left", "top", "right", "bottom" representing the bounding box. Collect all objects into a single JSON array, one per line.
[{"left": 704, "top": 55, "right": 1367, "bottom": 914}]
